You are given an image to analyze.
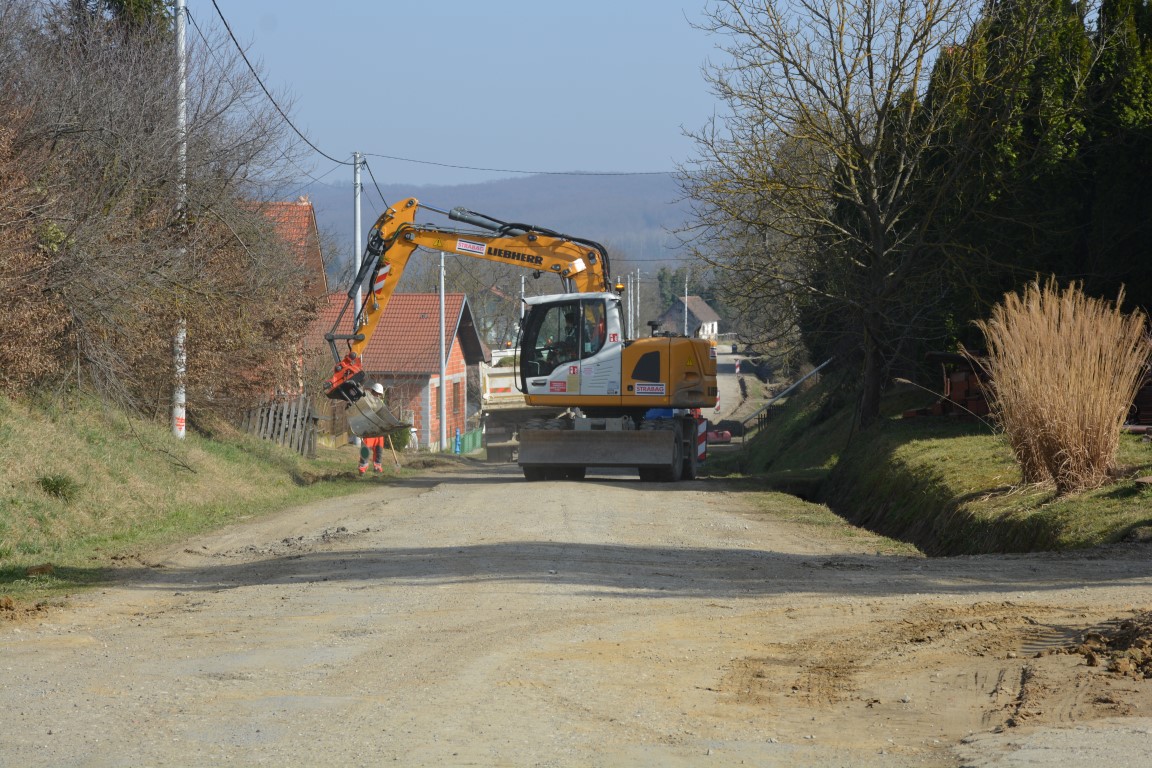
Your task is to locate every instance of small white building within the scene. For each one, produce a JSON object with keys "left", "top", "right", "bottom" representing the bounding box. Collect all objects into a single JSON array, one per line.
[{"left": 655, "top": 296, "right": 721, "bottom": 340}]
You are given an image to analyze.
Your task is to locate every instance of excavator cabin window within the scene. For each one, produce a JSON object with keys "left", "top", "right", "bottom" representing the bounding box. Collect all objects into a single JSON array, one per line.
[{"left": 521, "top": 300, "right": 607, "bottom": 377}]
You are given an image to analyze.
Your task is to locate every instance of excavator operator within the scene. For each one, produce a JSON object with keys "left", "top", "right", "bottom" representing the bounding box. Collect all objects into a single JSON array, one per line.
[
  {"left": 557, "top": 310, "right": 580, "bottom": 364},
  {"left": 545, "top": 304, "right": 607, "bottom": 369}
]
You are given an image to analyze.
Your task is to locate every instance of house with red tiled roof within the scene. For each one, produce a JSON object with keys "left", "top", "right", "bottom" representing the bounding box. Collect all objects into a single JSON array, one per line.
[
  {"left": 311, "top": 292, "right": 491, "bottom": 450},
  {"left": 258, "top": 196, "right": 328, "bottom": 298}
]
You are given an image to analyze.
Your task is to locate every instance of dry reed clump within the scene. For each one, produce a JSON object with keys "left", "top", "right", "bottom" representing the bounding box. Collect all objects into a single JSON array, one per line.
[{"left": 970, "top": 278, "right": 1151, "bottom": 495}]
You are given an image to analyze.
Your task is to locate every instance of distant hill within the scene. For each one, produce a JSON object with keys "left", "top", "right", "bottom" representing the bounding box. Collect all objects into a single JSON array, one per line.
[{"left": 296, "top": 174, "right": 694, "bottom": 281}]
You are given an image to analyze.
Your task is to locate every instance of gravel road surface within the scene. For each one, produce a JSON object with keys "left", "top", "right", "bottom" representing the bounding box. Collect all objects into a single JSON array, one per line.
[{"left": 5, "top": 462, "right": 1152, "bottom": 767}]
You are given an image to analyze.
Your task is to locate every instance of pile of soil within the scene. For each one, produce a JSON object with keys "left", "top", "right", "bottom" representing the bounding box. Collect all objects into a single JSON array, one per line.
[
  {"left": 0, "top": 594, "right": 60, "bottom": 622},
  {"left": 1067, "top": 611, "right": 1152, "bottom": 678}
]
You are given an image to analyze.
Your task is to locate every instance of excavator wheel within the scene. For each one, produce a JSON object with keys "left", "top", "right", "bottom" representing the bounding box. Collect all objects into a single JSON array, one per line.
[
  {"left": 638, "top": 467, "right": 662, "bottom": 482},
  {"left": 638, "top": 419, "right": 683, "bottom": 482},
  {"left": 523, "top": 466, "right": 548, "bottom": 481},
  {"left": 664, "top": 423, "right": 685, "bottom": 482},
  {"left": 682, "top": 432, "right": 698, "bottom": 480}
]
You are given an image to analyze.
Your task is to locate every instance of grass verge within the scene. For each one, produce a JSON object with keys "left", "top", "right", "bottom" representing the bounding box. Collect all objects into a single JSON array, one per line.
[
  {"left": 716, "top": 380, "right": 1152, "bottom": 556},
  {"left": 0, "top": 394, "right": 394, "bottom": 605}
]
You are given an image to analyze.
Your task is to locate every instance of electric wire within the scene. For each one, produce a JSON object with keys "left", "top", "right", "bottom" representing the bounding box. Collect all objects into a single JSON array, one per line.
[
  {"left": 207, "top": 3, "right": 674, "bottom": 177},
  {"left": 284, "top": 159, "right": 346, "bottom": 196},
  {"left": 186, "top": 9, "right": 348, "bottom": 196},
  {"left": 361, "top": 160, "right": 390, "bottom": 209},
  {"left": 203, "top": 1, "right": 692, "bottom": 276},
  {"left": 208, "top": 0, "right": 351, "bottom": 166},
  {"left": 615, "top": 256, "right": 694, "bottom": 263},
  {"left": 361, "top": 152, "right": 674, "bottom": 178}
]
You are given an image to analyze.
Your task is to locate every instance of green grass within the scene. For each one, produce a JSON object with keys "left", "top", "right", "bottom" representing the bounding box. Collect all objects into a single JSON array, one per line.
[
  {"left": 37, "top": 473, "right": 81, "bottom": 501},
  {"left": 0, "top": 393, "right": 395, "bottom": 603},
  {"left": 7, "top": 369, "right": 1150, "bottom": 613},
  {"left": 737, "top": 486, "right": 921, "bottom": 556},
  {"left": 730, "top": 380, "right": 1152, "bottom": 556}
]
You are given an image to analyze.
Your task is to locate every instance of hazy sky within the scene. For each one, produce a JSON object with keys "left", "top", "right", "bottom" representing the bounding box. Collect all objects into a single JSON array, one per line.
[{"left": 190, "top": 1, "right": 723, "bottom": 187}]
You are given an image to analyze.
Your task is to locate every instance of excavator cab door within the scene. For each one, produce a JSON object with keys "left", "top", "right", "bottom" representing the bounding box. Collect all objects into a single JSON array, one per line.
[{"left": 519, "top": 296, "right": 623, "bottom": 401}]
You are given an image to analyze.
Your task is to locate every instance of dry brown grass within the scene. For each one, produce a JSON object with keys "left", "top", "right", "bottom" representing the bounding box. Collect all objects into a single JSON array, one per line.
[
  {"left": 970, "top": 278, "right": 1151, "bottom": 494},
  {"left": 0, "top": 393, "right": 366, "bottom": 593}
]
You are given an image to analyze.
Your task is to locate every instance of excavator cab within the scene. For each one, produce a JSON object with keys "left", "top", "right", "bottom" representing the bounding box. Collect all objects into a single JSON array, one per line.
[
  {"left": 520, "top": 299, "right": 608, "bottom": 377},
  {"left": 517, "top": 293, "right": 625, "bottom": 407}
]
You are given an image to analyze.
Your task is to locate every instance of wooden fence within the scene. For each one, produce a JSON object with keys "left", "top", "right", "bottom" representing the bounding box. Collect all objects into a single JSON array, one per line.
[{"left": 241, "top": 394, "right": 318, "bottom": 458}]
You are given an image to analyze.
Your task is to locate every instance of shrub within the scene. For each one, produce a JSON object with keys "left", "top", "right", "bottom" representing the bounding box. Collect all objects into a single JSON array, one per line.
[
  {"left": 386, "top": 428, "right": 410, "bottom": 452},
  {"left": 971, "top": 278, "right": 1150, "bottom": 494},
  {"left": 37, "top": 473, "right": 80, "bottom": 502}
]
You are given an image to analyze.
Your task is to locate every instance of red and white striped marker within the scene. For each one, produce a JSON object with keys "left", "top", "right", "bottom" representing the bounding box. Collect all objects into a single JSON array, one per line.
[{"left": 372, "top": 264, "right": 392, "bottom": 295}]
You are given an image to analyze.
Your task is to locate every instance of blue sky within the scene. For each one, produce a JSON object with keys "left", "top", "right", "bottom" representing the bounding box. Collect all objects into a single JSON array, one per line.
[{"left": 191, "top": 1, "right": 723, "bottom": 187}]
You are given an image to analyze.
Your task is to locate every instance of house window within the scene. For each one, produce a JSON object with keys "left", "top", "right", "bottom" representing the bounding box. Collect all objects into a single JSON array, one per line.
[{"left": 453, "top": 381, "right": 461, "bottom": 415}]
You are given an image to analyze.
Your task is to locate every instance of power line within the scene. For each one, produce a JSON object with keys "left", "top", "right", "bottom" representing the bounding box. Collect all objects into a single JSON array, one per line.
[
  {"left": 364, "top": 151, "right": 672, "bottom": 178},
  {"left": 208, "top": 0, "right": 351, "bottom": 166},
  {"left": 186, "top": 9, "right": 345, "bottom": 194},
  {"left": 208, "top": 4, "right": 678, "bottom": 178},
  {"left": 208, "top": 4, "right": 677, "bottom": 178},
  {"left": 284, "top": 159, "right": 347, "bottom": 201},
  {"left": 360, "top": 160, "right": 389, "bottom": 209},
  {"left": 615, "top": 256, "right": 695, "bottom": 263}
]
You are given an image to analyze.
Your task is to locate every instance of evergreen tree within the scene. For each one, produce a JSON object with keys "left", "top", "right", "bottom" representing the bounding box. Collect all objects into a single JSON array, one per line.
[
  {"left": 922, "top": 0, "right": 1095, "bottom": 329},
  {"left": 1085, "top": 0, "right": 1152, "bottom": 310},
  {"left": 69, "top": 0, "right": 172, "bottom": 34}
]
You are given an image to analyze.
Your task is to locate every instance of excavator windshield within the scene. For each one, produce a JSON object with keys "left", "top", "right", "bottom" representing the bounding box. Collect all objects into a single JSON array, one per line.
[{"left": 519, "top": 298, "right": 609, "bottom": 378}]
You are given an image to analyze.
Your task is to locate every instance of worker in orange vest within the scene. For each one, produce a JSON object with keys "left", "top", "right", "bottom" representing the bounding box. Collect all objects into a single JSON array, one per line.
[{"left": 358, "top": 382, "right": 387, "bottom": 474}]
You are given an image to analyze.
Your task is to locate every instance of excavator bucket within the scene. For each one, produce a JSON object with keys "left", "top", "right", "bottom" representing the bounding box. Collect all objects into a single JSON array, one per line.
[{"left": 347, "top": 393, "right": 410, "bottom": 438}]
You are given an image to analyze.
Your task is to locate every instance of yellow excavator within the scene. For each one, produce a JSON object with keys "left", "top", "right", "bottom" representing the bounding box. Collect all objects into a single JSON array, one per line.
[{"left": 324, "top": 197, "right": 717, "bottom": 482}]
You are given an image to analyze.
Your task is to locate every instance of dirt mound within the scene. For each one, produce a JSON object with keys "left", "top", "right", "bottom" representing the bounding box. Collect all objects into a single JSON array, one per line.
[
  {"left": 0, "top": 594, "right": 63, "bottom": 623},
  {"left": 1067, "top": 611, "right": 1152, "bottom": 678},
  {"left": 403, "top": 455, "right": 479, "bottom": 470}
]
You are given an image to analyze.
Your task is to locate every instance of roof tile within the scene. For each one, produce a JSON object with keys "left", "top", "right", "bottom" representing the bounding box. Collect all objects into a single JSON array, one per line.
[
  {"left": 257, "top": 197, "right": 328, "bottom": 297},
  {"left": 310, "top": 292, "right": 487, "bottom": 374}
]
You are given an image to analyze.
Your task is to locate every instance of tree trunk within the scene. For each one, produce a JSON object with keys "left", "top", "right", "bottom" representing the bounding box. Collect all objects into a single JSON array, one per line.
[{"left": 858, "top": 331, "right": 884, "bottom": 429}]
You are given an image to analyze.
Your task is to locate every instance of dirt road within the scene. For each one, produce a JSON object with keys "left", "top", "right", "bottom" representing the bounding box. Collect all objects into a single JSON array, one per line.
[{"left": 5, "top": 462, "right": 1152, "bottom": 767}]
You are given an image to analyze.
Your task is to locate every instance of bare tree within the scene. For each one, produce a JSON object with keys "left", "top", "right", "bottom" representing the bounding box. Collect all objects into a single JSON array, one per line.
[
  {"left": 683, "top": 0, "right": 984, "bottom": 426},
  {"left": 1, "top": 0, "right": 318, "bottom": 418},
  {"left": 0, "top": 1, "right": 69, "bottom": 393},
  {"left": 0, "top": 106, "right": 69, "bottom": 393}
]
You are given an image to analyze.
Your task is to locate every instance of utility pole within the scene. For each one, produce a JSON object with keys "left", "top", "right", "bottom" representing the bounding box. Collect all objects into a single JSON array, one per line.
[
  {"left": 626, "top": 271, "right": 632, "bottom": 337},
  {"left": 626, "top": 272, "right": 631, "bottom": 338},
  {"left": 172, "top": 0, "right": 187, "bottom": 439},
  {"left": 635, "top": 268, "right": 641, "bottom": 336},
  {"left": 623, "top": 273, "right": 631, "bottom": 338},
  {"left": 353, "top": 151, "right": 363, "bottom": 321},
  {"left": 631, "top": 272, "right": 637, "bottom": 338},
  {"left": 439, "top": 251, "right": 447, "bottom": 451},
  {"left": 350, "top": 152, "right": 363, "bottom": 448},
  {"left": 630, "top": 272, "right": 636, "bottom": 338},
  {"left": 684, "top": 272, "right": 689, "bottom": 336}
]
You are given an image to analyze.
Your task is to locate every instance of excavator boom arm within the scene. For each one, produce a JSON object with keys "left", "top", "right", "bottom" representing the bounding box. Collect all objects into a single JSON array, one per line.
[{"left": 324, "top": 197, "right": 612, "bottom": 402}]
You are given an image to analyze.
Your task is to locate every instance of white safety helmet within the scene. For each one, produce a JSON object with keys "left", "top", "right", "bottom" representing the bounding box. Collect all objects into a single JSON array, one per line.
[{"left": 370, "top": 382, "right": 385, "bottom": 395}]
